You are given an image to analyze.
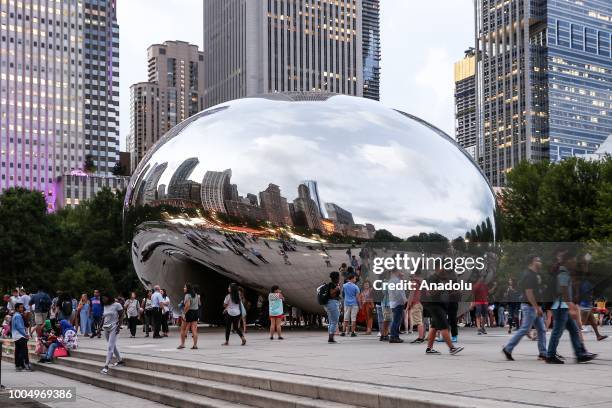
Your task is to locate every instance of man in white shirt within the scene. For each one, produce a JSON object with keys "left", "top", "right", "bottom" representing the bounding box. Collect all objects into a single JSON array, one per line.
[
  {"left": 388, "top": 269, "right": 407, "bottom": 343},
  {"left": 150, "top": 286, "right": 164, "bottom": 339}
]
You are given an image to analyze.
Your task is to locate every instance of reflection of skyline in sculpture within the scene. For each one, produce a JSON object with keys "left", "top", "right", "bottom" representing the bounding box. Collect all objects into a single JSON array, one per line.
[
  {"left": 293, "top": 184, "right": 322, "bottom": 231},
  {"left": 125, "top": 92, "right": 497, "bottom": 319},
  {"left": 143, "top": 162, "right": 168, "bottom": 204},
  {"left": 302, "top": 180, "right": 326, "bottom": 218},
  {"left": 167, "top": 157, "right": 200, "bottom": 199},
  {"left": 201, "top": 169, "right": 232, "bottom": 213}
]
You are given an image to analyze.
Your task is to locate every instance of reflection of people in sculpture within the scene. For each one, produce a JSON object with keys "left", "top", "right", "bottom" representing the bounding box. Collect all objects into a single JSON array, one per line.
[
  {"left": 249, "top": 247, "right": 269, "bottom": 263},
  {"left": 278, "top": 248, "right": 291, "bottom": 265}
]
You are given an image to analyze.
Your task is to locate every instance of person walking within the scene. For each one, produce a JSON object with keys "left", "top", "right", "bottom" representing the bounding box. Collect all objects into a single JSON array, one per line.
[
  {"left": 269, "top": 286, "right": 285, "bottom": 340},
  {"left": 11, "top": 303, "right": 32, "bottom": 371},
  {"left": 100, "top": 295, "right": 125, "bottom": 374},
  {"left": 546, "top": 252, "right": 597, "bottom": 364},
  {"left": 90, "top": 289, "right": 103, "bottom": 338},
  {"left": 502, "top": 255, "right": 548, "bottom": 361},
  {"left": 505, "top": 279, "right": 520, "bottom": 334},
  {"left": 222, "top": 283, "right": 246, "bottom": 346},
  {"left": 388, "top": 269, "right": 407, "bottom": 343},
  {"left": 77, "top": 294, "right": 91, "bottom": 337},
  {"left": 423, "top": 267, "right": 464, "bottom": 355},
  {"left": 472, "top": 275, "right": 489, "bottom": 335},
  {"left": 178, "top": 283, "right": 199, "bottom": 349},
  {"left": 124, "top": 292, "right": 139, "bottom": 338},
  {"left": 322, "top": 272, "right": 342, "bottom": 343}
]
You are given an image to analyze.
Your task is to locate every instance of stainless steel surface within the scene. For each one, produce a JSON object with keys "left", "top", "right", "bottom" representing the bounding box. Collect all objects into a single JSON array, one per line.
[{"left": 124, "top": 93, "right": 496, "bottom": 318}]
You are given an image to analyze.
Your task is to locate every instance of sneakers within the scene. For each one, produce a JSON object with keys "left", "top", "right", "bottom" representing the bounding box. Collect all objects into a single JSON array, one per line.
[
  {"left": 379, "top": 335, "right": 389, "bottom": 342},
  {"left": 113, "top": 360, "right": 126, "bottom": 367},
  {"left": 340, "top": 332, "right": 346, "bottom": 337},
  {"left": 388, "top": 337, "right": 404, "bottom": 343},
  {"left": 451, "top": 336, "right": 458, "bottom": 343},
  {"left": 328, "top": 335, "right": 337, "bottom": 343},
  {"left": 502, "top": 347, "right": 514, "bottom": 361},
  {"left": 545, "top": 356, "right": 565, "bottom": 364},
  {"left": 450, "top": 346, "right": 464, "bottom": 355},
  {"left": 425, "top": 348, "right": 441, "bottom": 355},
  {"left": 24, "top": 364, "right": 33, "bottom": 371},
  {"left": 101, "top": 366, "right": 109, "bottom": 374},
  {"left": 576, "top": 353, "right": 597, "bottom": 363},
  {"left": 350, "top": 332, "right": 357, "bottom": 337},
  {"left": 410, "top": 338, "right": 425, "bottom": 344}
]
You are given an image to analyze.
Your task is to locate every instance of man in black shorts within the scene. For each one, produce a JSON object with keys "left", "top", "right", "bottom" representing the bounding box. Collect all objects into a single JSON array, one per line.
[{"left": 423, "top": 266, "right": 464, "bottom": 355}]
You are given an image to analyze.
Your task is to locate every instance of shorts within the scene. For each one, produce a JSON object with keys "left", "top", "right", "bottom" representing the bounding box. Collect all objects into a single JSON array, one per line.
[
  {"left": 427, "top": 304, "right": 449, "bottom": 330},
  {"left": 344, "top": 305, "right": 359, "bottom": 322},
  {"left": 382, "top": 306, "right": 392, "bottom": 322},
  {"left": 474, "top": 304, "right": 488, "bottom": 317},
  {"left": 409, "top": 303, "right": 423, "bottom": 326},
  {"left": 580, "top": 308, "right": 593, "bottom": 322},
  {"left": 185, "top": 309, "right": 199, "bottom": 323},
  {"left": 34, "top": 312, "right": 47, "bottom": 325}
]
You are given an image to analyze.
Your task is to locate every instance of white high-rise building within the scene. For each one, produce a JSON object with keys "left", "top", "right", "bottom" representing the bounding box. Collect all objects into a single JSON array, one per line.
[
  {"left": 0, "top": 0, "right": 119, "bottom": 209},
  {"left": 202, "top": 0, "right": 364, "bottom": 108}
]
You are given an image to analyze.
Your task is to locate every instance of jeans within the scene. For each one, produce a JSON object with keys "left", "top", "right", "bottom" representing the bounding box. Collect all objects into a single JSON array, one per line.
[
  {"left": 104, "top": 327, "right": 122, "bottom": 366},
  {"left": 390, "top": 305, "right": 404, "bottom": 338},
  {"left": 505, "top": 304, "right": 546, "bottom": 355},
  {"left": 547, "top": 308, "right": 587, "bottom": 358},
  {"left": 497, "top": 305, "right": 505, "bottom": 327},
  {"left": 151, "top": 307, "right": 162, "bottom": 337},
  {"left": 324, "top": 300, "right": 340, "bottom": 335},
  {"left": 45, "top": 342, "right": 58, "bottom": 360}
]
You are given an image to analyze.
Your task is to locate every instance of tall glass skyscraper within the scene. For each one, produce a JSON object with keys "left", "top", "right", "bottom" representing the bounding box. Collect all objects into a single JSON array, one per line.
[
  {"left": 362, "top": 0, "right": 380, "bottom": 101},
  {"left": 475, "top": 0, "right": 611, "bottom": 186}
]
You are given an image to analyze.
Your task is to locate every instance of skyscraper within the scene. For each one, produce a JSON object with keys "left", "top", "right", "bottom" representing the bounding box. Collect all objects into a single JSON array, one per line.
[
  {"left": 324, "top": 202, "right": 354, "bottom": 225},
  {"left": 301, "top": 179, "right": 324, "bottom": 217},
  {"left": 128, "top": 41, "right": 204, "bottom": 172},
  {"left": 0, "top": 0, "right": 119, "bottom": 205},
  {"left": 454, "top": 48, "right": 477, "bottom": 159},
  {"left": 202, "top": 0, "right": 379, "bottom": 108},
  {"left": 259, "top": 183, "right": 287, "bottom": 226},
  {"left": 83, "top": 0, "right": 119, "bottom": 176},
  {"left": 361, "top": 0, "right": 381, "bottom": 100},
  {"left": 293, "top": 184, "right": 321, "bottom": 231},
  {"left": 201, "top": 169, "right": 231, "bottom": 213},
  {"left": 475, "top": 0, "right": 611, "bottom": 186}
]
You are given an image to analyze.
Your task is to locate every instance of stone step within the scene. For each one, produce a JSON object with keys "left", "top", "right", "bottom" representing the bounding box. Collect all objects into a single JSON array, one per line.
[
  {"left": 2, "top": 354, "right": 252, "bottom": 408},
  {"left": 54, "top": 356, "right": 357, "bottom": 408}
]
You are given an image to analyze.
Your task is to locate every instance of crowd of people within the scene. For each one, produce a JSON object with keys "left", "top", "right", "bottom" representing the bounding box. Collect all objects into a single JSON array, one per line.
[{"left": 2, "top": 248, "right": 609, "bottom": 376}]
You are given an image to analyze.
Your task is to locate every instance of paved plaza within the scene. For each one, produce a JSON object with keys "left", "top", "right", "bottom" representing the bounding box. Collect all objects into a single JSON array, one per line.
[{"left": 6, "top": 324, "right": 610, "bottom": 407}]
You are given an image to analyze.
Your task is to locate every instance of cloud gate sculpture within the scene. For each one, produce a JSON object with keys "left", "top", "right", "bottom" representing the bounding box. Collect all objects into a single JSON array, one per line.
[{"left": 124, "top": 93, "right": 496, "bottom": 322}]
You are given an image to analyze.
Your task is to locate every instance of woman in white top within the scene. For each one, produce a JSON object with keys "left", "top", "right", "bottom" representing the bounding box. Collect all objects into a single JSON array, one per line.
[
  {"left": 124, "top": 292, "right": 139, "bottom": 338},
  {"left": 100, "top": 295, "right": 125, "bottom": 375},
  {"left": 222, "top": 283, "right": 246, "bottom": 346}
]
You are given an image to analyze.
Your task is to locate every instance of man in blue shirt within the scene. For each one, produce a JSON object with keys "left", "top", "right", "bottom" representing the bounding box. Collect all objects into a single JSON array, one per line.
[
  {"left": 546, "top": 252, "right": 596, "bottom": 364},
  {"left": 341, "top": 274, "right": 360, "bottom": 337},
  {"left": 90, "top": 289, "right": 103, "bottom": 338},
  {"left": 29, "top": 287, "right": 52, "bottom": 336},
  {"left": 11, "top": 303, "right": 31, "bottom": 371},
  {"left": 150, "top": 285, "right": 164, "bottom": 339}
]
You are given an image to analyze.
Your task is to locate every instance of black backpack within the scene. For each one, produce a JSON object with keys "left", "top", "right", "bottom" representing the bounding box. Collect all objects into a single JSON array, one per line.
[
  {"left": 317, "top": 283, "right": 330, "bottom": 305},
  {"left": 38, "top": 294, "right": 51, "bottom": 313},
  {"left": 61, "top": 300, "right": 73, "bottom": 317}
]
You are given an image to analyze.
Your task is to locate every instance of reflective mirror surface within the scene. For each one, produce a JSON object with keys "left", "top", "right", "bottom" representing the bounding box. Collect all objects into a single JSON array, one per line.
[{"left": 124, "top": 93, "right": 496, "bottom": 319}]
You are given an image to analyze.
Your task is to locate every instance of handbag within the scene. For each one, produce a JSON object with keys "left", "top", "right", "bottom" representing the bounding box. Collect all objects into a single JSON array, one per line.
[{"left": 53, "top": 345, "right": 69, "bottom": 358}]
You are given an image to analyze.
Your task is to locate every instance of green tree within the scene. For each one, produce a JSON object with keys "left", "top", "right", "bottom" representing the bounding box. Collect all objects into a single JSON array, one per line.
[
  {"left": 56, "top": 261, "right": 116, "bottom": 298},
  {"left": 373, "top": 229, "right": 403, "bottom": 242}
]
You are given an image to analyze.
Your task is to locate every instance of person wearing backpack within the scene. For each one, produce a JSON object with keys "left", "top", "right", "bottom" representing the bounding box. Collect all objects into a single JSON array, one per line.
[
  {"left": 29, "top": 287, "right": 51, "bottom": 336},
  {"left": 502, "top": 254, "right": 547, "bottom": 361},
  {"left": 319, "top": 271, "right": 341, "bottom": 343}
]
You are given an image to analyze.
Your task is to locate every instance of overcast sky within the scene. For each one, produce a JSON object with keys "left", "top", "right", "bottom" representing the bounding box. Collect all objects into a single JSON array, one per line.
[{"left": 117, "top": 1, "right": 474, "bottom": 149}]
